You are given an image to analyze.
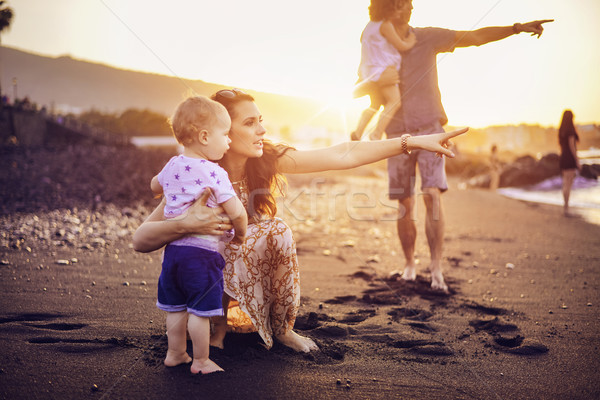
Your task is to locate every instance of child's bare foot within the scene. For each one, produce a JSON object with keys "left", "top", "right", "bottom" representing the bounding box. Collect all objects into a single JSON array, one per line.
[
  {"left": 351, "top": 131, "right": 362, "bottom": 141},
  {"left": 209, "top": 324, "right": 227, "bottom": 349},
  {"left": 164, "top": 350, "right": 192, "bottom": 367},
  {"left": 429, "top": 263, "right": 448, "bottom": 293},
  {"left": 190, "top": 358, "right": 224, "bottom": 374},
  {"left": 401, "top": 263, "right": 417, "bottom": 281},
  {"left": 275, "top": 330, "right": 319, "bottom": 353}
]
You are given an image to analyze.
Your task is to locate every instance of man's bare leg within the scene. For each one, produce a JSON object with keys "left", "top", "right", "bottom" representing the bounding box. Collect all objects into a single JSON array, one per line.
[
  {"left": 397, "top": 196, "right": 417, "bottom": 281},
  {"left": 422, "top": 187, "right": 448, "bottom": 292},
  {"left": 210, "top": 293, "right": 231, "bottom": 349}
]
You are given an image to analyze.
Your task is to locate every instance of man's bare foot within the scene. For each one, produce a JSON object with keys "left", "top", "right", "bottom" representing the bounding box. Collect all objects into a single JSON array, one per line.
[
  {"left": 190, "top": 358, "right": 224, "bottom": 374},
  {"left": 164, "top": 350, "right": 192, "bottom": 367},
  {"left": 275, "top": 330, "right": 319, "bottom": 353},
  {"left": 429, "top": 264, "right": 448, "bottom": 292},
  {"left": 209, "top": 323, "right": 226, "bottom": 349},
  {"left": 401, "top": 263, "right": 417, "bottom": 281}
]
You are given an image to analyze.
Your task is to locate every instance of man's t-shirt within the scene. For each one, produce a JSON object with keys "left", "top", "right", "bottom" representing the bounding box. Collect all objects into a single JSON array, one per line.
[{"left": 387, "top": 27, "right": 457, "bottom": 136}]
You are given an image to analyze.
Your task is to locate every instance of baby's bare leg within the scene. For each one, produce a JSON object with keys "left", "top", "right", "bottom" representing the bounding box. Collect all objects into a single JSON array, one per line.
[
  {"left": 188, "top": 314, "right": 223, "bottom": 374},
  {"left": 164, "top": 311, "right": 192, "bottom": 367},
  {"left": 353, "top": 105, "right": 379, "bottom": 141},
  {"left": 369, "top": 84, "right": 401, "bottom": 140}
]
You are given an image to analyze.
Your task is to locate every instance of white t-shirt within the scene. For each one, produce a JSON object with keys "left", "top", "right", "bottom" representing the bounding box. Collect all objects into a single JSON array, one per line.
[
  {"left": 358, "top": 20, "right": 402, "bottom": 83},
  {"left": 157, "top": 155, "right": 235, "bottom": 250}
]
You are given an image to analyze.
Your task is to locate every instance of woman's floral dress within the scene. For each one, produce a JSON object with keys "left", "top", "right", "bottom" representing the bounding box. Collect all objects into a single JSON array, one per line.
[{"left": 218, "top": 181, "right": 300, "bottom": 348}]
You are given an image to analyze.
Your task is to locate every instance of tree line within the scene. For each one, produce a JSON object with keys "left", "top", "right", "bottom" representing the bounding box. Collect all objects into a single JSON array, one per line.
[{"left": 77, "top": 108, "right": 172, "bottom": 137}]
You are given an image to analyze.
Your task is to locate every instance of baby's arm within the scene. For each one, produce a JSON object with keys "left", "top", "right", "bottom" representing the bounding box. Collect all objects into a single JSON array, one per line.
[
  {"left": 380, "top": 20, "right": 416, "bottom": 52},
  {"left": 150, "top": 175, "right": 163, "bottom": 196},
  {"left": 220, "top": 196, "right": 248, "bottom": 244}
]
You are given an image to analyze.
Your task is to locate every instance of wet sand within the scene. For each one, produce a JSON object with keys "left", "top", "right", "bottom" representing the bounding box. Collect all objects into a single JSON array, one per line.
[{"left": 1, "top": 156, "right": 599, "bottom": 399}]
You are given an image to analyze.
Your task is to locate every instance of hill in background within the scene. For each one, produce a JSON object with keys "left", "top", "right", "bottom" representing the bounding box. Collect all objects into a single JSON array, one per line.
[{"left": 0, "top": 46, "right": 352, "bottom": 143}]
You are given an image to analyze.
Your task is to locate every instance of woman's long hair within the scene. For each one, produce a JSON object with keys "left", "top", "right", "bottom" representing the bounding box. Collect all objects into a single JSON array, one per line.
[
  {"left": 246, "top": 140, "right": 291, "bottom": 218},
  {"left": 211, "top": 91, "right": 291, "bottom": 218},
  {"left": 559, "top": 109, "right": 576, "bottom": 141}
]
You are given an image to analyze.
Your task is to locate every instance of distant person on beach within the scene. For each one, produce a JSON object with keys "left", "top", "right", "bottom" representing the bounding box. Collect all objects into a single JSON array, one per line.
[
  {"left": 134, "top": 88, "right": 467, "bottom": 354},
  {"left": 558, "top": 109, "right": 581, "bottom": 216},
  {"left": 351, "top": 0, "right": 416, "bottom": 141},
  {"left": 386, "top": 0, "right": 553, "bottom": 292},
  {"left": 489, "top": 144, "right": 501, "bottom": 191},
  {"left": 150, "top": 96, "right": 248, "bottom": 374}
]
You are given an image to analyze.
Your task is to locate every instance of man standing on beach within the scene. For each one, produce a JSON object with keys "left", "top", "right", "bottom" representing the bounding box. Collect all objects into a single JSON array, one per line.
[{"left": 386, "top": 0, "right": 552, "bottom": 291}]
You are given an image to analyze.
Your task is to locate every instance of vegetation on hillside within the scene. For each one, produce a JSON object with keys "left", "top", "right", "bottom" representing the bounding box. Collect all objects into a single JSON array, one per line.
[{"left": 77, "top": 108, "right": 172, "bottom": 137}]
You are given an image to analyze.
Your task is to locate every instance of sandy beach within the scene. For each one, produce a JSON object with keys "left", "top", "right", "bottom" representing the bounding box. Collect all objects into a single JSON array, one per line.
[{"left": 1, "top": 149, "right": 599, "bottom": 400}]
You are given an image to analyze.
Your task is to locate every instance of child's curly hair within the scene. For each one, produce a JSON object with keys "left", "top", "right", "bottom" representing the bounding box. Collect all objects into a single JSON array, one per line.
[
  {"left": 169, "top": 96, "right": 227, "bottom": 146},
  {"left": 369, "top": 0, "right": 403, "bottom": 21}
]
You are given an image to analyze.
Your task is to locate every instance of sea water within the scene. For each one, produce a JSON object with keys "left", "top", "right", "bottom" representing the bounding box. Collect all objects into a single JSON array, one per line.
[{"left": 498, "top": 149, "right": 600, "bottom": 225}]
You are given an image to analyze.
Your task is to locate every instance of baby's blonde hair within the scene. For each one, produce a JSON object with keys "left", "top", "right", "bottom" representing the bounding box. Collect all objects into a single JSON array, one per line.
[{"left": 170, "top": 96, "right": 228, "bottom": 146}]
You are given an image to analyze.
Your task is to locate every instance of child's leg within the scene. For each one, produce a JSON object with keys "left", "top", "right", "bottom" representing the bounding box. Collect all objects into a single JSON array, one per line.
[
  {"left": 209, "top": 293, "right": 231, "bottom": 349},
  {"left": 369, "top": 84, "right": 401, "bottom": 140},
  {"left": 164, "top": 311, "right": 192, "bottom": 367},
  {"left": 188, "top": 314, "right": 224, "bottom": 374},
  {"left": 352, "top": 98, "right": 381, "bottom": 141}
]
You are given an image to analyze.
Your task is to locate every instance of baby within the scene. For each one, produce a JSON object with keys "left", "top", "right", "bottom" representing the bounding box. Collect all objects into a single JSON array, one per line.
[{"left": 151, "top": 95, "right": 247, "bottom": 374}]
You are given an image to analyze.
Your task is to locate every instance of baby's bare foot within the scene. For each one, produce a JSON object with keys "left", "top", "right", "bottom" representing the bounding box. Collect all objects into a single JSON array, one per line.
[
  {"left": 190, "top": 358, "right": 224, "bottom": 374},
  {"left": 164, "top": 350, "right": 192, "bottom": 367},
  {"left": 276, "top": 330, "right": 318, "bottom": 353},
  {"left": 368, "top": 131, "right": 383, "bottom": 141}
]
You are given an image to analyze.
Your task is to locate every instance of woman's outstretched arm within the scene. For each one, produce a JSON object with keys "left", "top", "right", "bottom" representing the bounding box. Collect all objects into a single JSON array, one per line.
[
  {"left": 132, "top": 190, "right": 233, "bottom": 253},
  {"left": 277, "top": 128, "right": 468, "bottom": 174}
]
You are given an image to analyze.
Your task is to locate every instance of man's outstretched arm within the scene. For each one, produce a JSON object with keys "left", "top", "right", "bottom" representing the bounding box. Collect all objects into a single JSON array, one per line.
[{"left": 454, "top": 19, "right": 553, "bottom": 47}]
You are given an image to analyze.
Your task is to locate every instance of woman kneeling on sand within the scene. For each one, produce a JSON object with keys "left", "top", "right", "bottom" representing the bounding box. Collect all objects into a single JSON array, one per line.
[{"left": 133, "top": 88, "right": 467, "bottom": 353}]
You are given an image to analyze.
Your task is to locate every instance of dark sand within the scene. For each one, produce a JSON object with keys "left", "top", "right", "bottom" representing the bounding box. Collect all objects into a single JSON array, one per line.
[{"left": 1, "top": 155, "right": 599, "bottom": 399}]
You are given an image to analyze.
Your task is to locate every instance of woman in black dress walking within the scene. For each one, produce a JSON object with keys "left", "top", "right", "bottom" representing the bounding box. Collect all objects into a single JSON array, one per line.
[{"left": 558, "top": 110, "right": 581, "bottom": 216}]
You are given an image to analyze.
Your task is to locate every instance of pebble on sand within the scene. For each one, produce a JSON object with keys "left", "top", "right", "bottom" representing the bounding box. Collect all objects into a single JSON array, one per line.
[{"left": 367, "top": 255, "right": 381, "bottom": 263}]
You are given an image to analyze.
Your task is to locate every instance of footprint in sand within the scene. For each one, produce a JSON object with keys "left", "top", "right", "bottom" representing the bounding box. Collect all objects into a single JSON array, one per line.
[
  {"left": 339, "top": 309, "right": 376, "bottom": 324},
  {"left": 469, "top": 317, "right": 549, "bottom": 356},
  {"left": 388, "top": 307, "right": 433, "bottom": 322},
  {"left": 1, "top": 312, "right": 137, "bottom": 353},
  {"left": 464, "top": 302, "right": 508, "bottom": 316},
  {"left": 392, "top": 339, "right": 453, "bottom": 356},
  {"left": 469, "top": 317, "right": 519, "bottom": 333},
  {"left": 26, "top": 322, "right": 87, "bottom": 331},
  {"left": 0, "top": 312, "right": 63, "bottom": 324}
]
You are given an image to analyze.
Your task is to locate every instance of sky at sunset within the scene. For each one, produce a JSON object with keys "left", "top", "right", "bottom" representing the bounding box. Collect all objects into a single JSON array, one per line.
[{"left": 2, "top": 0, "right": 600, "bottom": 128}]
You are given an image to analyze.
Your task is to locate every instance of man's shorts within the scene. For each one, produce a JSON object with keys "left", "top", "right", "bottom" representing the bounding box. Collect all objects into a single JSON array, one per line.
[
  {"left": 387, "top": 125, "right": 448, "bottom": 200},
  {"left": 156, "top": 244, "right": 225, "bottom": 318}
]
